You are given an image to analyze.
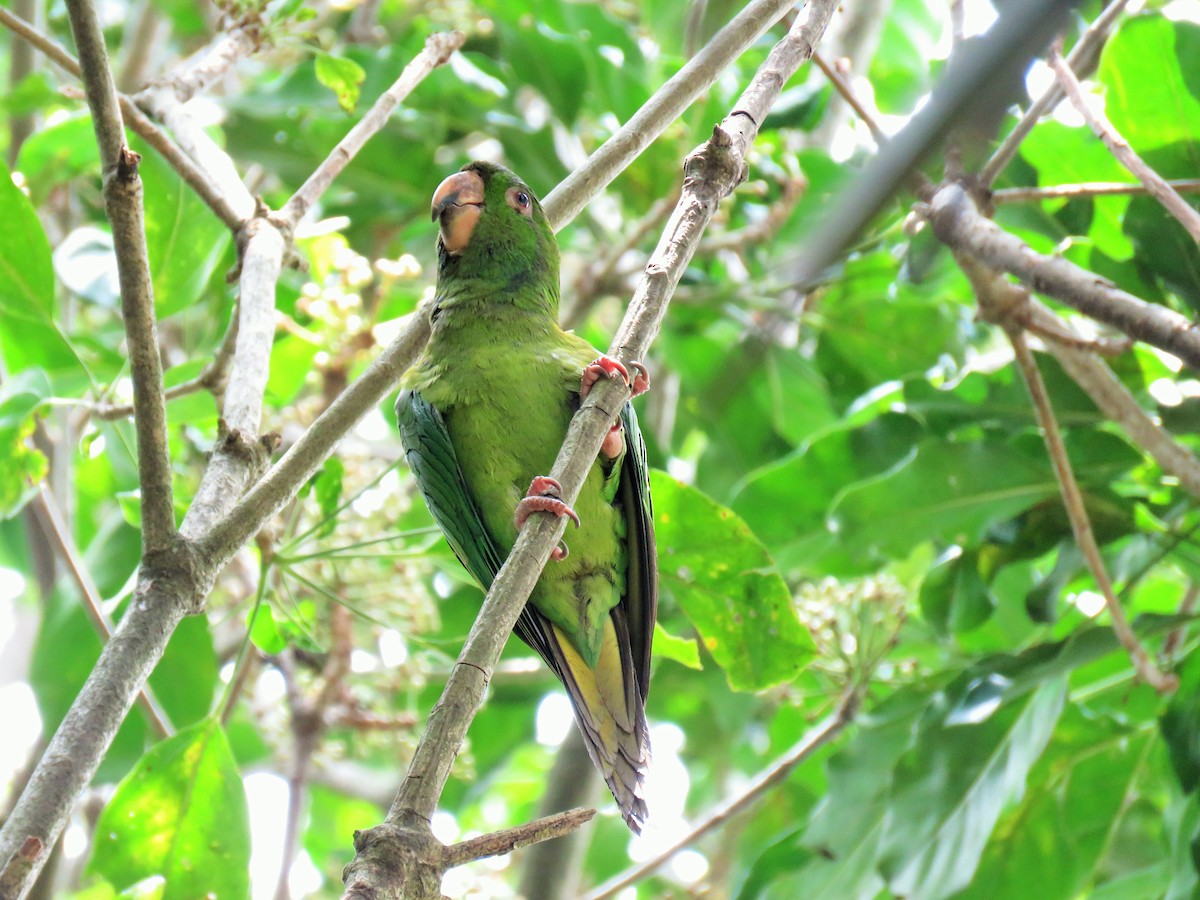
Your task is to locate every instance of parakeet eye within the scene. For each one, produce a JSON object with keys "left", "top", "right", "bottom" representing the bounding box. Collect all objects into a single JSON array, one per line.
[{"left": 506, "top": 187, "right": 533, "bottom": 216}]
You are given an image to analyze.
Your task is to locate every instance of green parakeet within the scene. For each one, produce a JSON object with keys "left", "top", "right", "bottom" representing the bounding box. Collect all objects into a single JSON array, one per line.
[{"left": 396, "top": 161, "right": 657, "bottom": 832}]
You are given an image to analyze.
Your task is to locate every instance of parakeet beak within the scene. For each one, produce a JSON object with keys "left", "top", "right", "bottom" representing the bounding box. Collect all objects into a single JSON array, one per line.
[{"left": 431, "top": 170, "right": 485, "bottom": 255}]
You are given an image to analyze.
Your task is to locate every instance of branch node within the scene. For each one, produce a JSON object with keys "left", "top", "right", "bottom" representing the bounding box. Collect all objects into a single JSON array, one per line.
[
  {"left": 343, "top": 822, "right": 446, "bottom": 900},
  {"left": 117, "top": 145, "right": 142, "bottom": 180}
]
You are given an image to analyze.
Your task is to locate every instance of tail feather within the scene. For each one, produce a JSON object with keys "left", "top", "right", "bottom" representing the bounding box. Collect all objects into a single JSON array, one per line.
[{"left": 548, "top": 618, "right": 650, "bottom": 832}]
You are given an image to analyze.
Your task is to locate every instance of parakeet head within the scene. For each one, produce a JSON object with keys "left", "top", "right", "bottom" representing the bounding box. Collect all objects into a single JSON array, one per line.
[{"left": 431, "top": 161, "right": 559, "bottom": 303}]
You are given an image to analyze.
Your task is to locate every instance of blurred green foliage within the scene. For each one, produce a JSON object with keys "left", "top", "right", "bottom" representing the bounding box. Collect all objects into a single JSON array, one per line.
[{"left": 3, "top": 0, "right": 1200, "bottom": 897}]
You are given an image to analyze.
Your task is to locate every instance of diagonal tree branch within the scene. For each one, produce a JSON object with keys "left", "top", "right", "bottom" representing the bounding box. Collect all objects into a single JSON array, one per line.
[
  {"left": 788, "top": 0, "right": 1078, "bottom": 292},
  {"left": 541, "top": 0, "right": 798, "bottom": 228},
  {"left": 926, "top": 182, "right": 1200, "bottom": 369},
  {"left": 0, "top": 27, "right": 462, "bottom": 897},
  {"left": 0, "top": 1, "right": 823, "bottom": 889},
  {"left": 31, "top": 488, "right": 173, "bottom": 739},
  {"left": 341, "top": 3, "right": 841, "bottom": 896},
  {"left": 586, "top": 690, "right": 861, "bottom": 900},
  {"left": 65, "top": 0, "right": 175, "bottom": 552}
]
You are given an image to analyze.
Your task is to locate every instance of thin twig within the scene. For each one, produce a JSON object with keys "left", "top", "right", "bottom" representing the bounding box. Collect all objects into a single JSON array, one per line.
[
  {"left": 699, "top": 173, "right": 806, "bottom": 252},
  {"left": 980, "top": 0, "right": 1131, "bottom": 187},
  {"left": 1049, "top": 45, "right": 1200, "bottom": 244},
  {"left": 1028, "top": 299, "right": 1200, "bottom": 499},
  {"left": 94, "top": 313, "right": 240, "bottom": 420},
  {"left": 1012, "top": 329, "right": 1174, "bottom": 691},
  {"left": 993, "top": 179, "right": 1200, "bottom": 204},
  {"left": 341, "top": 4, "right": 841, "bottom": 896},
  {"left": 136, "top": 19, "right": 263, "bottom": 105},
  {"left": 6, "top": 0, "right": 38, "bottom": 165},
  {"left": 564, "top": 191, "right": 679, "bottom": 327},
  {"left": 66, "top": 0, "right": 175, "bottom": 551},
  {"left": 280, "top": 31, "right": 466, "bottom": 228},
  {"left": 0, "top": 15, "right": 458, "bottom": 892},
  {"left": 586, "top": 691, "right": 861, "bottom": 900},
  {"left": 788, "top": 0, "right": 1076, "bottom": 291},
  {"left": 926, "top": 183, "right": 1200, "bottom": 370},
  {"left": 811, "top": 50, "right": 887, "bottom": 145},
  {"left": 31, "top": 488, "right": 173, "bottom": 738},
  {"left": 116, "top": 1, "right": 164, "bottom": 93},
  {"left": 960, "top": 259, "right": 1175, "bottom": 692},
  {"left": 442, "top": 808, "right": 597, "bottom": 868}
]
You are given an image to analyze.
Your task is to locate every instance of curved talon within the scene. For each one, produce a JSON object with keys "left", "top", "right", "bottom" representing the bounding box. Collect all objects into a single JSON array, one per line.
[
  {"left": 550, "top": 540, "right": 570, "bottom": 561},
  {"left": 513, "top": 476, "right": 582, "bottom": 539},
  {"left": 581, "top": 356, "right": 651, "bottom": 401},
  {"left": 627, "top": 360, "right": 651, "bottom": 398}
]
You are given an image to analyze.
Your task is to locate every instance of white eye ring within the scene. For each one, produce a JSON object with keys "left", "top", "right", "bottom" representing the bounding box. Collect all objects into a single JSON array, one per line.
[{"left": 507, "top": 187, "right": 533, "bottom": 215}]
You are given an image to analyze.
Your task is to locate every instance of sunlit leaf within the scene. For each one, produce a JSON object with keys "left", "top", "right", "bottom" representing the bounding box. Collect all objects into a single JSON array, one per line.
[
  {"left": 87, "top": 720, "right": 250, "bottom": 900},
  {"left": 315, "top": 52, "right": 367, "bottom": 113},
  {"left": 651, "top": 471, "right": 814, "bottom": 691}
]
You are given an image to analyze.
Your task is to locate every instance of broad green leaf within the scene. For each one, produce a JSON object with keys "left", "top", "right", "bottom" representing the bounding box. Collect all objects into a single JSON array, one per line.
[
  {"left": 817, "top": 253, "right": 961, "bottom": 386},
  {"left": 918, "top": 546, "right": 994, "bottom": 634},
  {"left": 87, "top": 719, "right": 250, "bottom": 900},
  {"left": 502, "top": 22, "right": 590, "bottom": 125},
  {"left": 869, "top": 0, "right": 943, "bottom": 113},
  {"left": 877, "top": 678, "right": 1067, "bottom": 898},
  {"left": 1122, "top": 145, "right": 1200, "bottom": 309},
  {"left": 14, "top": 112, "right": 100, "bottom": 205},
  {"left": 248, "top": 601, "right": 288, "bottom": 655},
  {"left": 829, "top": 436, "right": 1137, "bottom": 567},
  {"left": 0, "top": 156, "right": 79, "bottom": 376},
  {"left": 651, "top": 471, "right": 815, "bottom": 691},
  {"left": 315, "top": 52, "right": 366, "bottom": 113},
  {"left": 1163, "top": 645, "right": 1200, "bottom": 793},
  {"left": 958, "top": 708, "right": 1156, "bottom": 900},
  {"left": 135, "top": 139, "right": 231, "bottom": 317},
  {"left": 1165, "top": 791, "right": 1200, "bottom": 900},
  {"left": 0, "top": 367, "right": 50, "bottom": 516},
  {"left": 732, "top": 413, "right": 922, "bottom": 574},
  {"left": 149, "top": 615, "right": 218, "bottom": 729},
  {"left": 1020, "top": 121, "right": 1134, "bottom": 260},
  {"left": 796, "top": 682, "right": 937, "bottom": 899},
  {"left": 652, "top": 622, "right": 702, "bottom": 670},
  {"left": 312, "top": 456, "right": 346, "bottom": 538},
  {"left": 1100, "top": 16, "right": 1200, "bottom": 151},
  {"left": 0, "top": 418, "right": 47, "bottom": 518}
]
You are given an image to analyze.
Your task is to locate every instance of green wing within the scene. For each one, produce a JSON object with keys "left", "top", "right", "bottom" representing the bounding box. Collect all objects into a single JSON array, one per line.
[{"left": 397, "top": 388, "right": 559, "bottom": 665}]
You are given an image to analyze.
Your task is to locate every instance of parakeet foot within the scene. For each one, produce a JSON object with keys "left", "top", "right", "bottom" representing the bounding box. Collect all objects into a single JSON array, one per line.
[
  {"left": 581, "top": 357, "right": 651, "bottom": 400},
  {"left": 514, "top": 476, "right": 581, "bottom": 561},
  {"left": 600, "top": 423, "right": 625, "bottom": 460}
]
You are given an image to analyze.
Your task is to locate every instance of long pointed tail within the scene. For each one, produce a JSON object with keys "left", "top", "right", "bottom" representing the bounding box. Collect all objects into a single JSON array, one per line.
[{"left": 548, "top": 617, "right": 650, "bottom": 832}]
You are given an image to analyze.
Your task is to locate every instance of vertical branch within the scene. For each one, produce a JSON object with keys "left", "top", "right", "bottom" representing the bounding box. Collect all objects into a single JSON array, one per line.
[
  {"left": 6, "top": 0, "right": 38, "bottom": 165},
  {"left": 65, "top": 0, "right": 176, "bottom": 553}
]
